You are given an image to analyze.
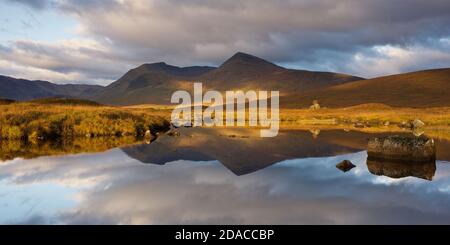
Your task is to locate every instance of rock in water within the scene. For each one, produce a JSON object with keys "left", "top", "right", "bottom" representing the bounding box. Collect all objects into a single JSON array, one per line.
[
  {"left": 167, "top": 130, "right": 180, "bottom": 137},
  {"left": 367, "top": 135, "right": 435, "bottom": 162},
  {"left": 336, "top": 160, "right": 356, "bottom": 172}
]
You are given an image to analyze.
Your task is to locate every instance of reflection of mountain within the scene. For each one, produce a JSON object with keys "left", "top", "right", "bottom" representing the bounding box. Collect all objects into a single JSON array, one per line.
[
  {"left": 122, "top": 128, "right": 450, "bottom": 176},
  {"left": 122, "top": 128, "right": 367, "bottom": 175},
  {"left": 367, "top": 158, "right": 436, "bottom": 181}
]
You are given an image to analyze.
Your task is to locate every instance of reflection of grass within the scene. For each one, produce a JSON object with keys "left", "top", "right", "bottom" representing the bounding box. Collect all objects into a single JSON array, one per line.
[
  {"left": 0, "top": 137, "right": 144, "bottom": 161},
  {"left": 0, "top": 102, "right": 171, "bottom": 141}
]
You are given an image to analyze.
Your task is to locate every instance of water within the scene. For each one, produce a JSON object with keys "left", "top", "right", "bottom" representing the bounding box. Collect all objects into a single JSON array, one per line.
[{"left": 0, "top": 128, "right": 449, "bottom": 224}]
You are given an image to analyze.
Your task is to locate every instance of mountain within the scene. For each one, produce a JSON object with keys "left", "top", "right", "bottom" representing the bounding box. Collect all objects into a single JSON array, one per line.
[
  {"left": 94, "top": 62, "right": 216, "bottom": 105},
  {"left": 95, "top": 52, "right": 363, "bottom": 105},
  {"left": 2, "top": 52, "right": 449, "bottom": 108},
  {"left": 285, "top": 68, "right": 450, "bottom": 108},
  {"left": 199, "top": 52, "right": 363, "bottom": 91},
  {"left": 0, "top": 75, "right": 104, "bottom": 101}
]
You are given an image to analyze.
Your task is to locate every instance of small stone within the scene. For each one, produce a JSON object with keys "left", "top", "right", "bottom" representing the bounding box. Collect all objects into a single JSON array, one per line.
[
  {"left": 167, "top": 130, "right": 180, "bottom": 137},
  {"left": 144, "top": 130, "right": 152, "bottom": 138},
  {"left": 354, "top": 122, "right": 365, "bottom": 128},
  {"left": 336, "top": 160, "right": 356, "bottom": 172}
]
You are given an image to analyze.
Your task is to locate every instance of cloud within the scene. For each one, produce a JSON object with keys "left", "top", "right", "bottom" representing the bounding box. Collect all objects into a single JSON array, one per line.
[
  {"left": 6, "top": 0, "right": 52, "bottom": 10},
  {"left": 1, "top": 0, "right": 450, "bottom": 83},
  {"left": 345, "top": 41, "right": 450, "bottom": 77},
  {"left": 0, "top": 39, "right": 134, "bottom": 84},
  {"left": 57, "top": 0, "right": 450, "bottom": 63}
]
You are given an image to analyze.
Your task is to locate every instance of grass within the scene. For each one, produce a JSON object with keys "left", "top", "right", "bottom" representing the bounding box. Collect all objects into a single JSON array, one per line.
[
  {"left": 1, "top": 100, "right": 449, "bottom": 150},
  {"left": 280, "top": 104, "right": 450, "bottom": 127},
  {"left": 121, "top": 102, "right": 450, "bottom": 129},
  {"left": 0, "top": 100, "right": 449, "bottom": 161},
  {"left": 0, "top": 101, "right": 171, "bottom": 141},
  {"left": 28, "top": 97, "right": 101, "bottom": 106}
]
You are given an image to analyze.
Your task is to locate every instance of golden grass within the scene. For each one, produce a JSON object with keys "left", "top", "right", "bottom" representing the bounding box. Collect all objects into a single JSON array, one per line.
[
  {"left": 280, "top": 105, "right": 450, "bottom": 127},
  {"left": 0, "top": 102, "right": 171, "bottom": 141}
]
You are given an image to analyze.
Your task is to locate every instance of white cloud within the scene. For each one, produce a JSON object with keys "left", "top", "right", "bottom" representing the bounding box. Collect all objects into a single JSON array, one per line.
[
  {"left": 0, "top": 38, "right": 133, "bottom": 84},
  {"left": 1, "top": 0, "right": 450, "bottom": 84},
  {"left": 346, "top": 44, "right": 450, "bottom": 78}
]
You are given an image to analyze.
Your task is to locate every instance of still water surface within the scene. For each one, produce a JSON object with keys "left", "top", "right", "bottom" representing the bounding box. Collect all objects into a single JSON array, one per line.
[{"left": 0, "top": 128, "right": 449, "bottom": 224}]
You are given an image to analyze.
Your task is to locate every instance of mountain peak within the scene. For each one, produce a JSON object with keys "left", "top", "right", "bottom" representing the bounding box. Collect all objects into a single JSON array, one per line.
[
  {"left": 230, "top": 52, "right": 258, "bottom": 59},
  {"left": 219, "top": 52, "right": 283, "bottom": 72}
]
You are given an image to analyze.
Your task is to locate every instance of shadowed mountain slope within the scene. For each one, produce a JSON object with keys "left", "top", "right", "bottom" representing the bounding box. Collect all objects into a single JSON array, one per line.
[
  {"left": 95, "top": 52, "right": 363, "bottom": 105},
  {"left": 0, "top": 75, "right": 103, "bottom": 101}
]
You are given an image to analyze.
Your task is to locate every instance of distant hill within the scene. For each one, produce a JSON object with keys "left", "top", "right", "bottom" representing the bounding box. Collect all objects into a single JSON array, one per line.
[
  {"left": 95, "top": 52, "right": 363, "bottom": 105},
  {"left": 0, "top": 98, "right": 15, "bottom": 105},
  {"left": 0, "top": 75, "right": 104, "bottom": 101},
  {"left": 285, "top": 68, "right": 450, "bottom": 108}
]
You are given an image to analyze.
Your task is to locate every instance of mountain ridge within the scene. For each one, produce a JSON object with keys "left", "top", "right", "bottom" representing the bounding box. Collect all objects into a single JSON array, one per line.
[
  {"left": 1, "top": 52, "right": 449, "bottom": 108},
  {"left": 94, "top": 52, "right": 364, "bottom": 105},
  {"left": 0, "top": 75, "right": 104, "bottom": 101}
]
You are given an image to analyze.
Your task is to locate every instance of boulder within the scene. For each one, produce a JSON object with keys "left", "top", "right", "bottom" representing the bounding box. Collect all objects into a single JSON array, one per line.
[
  {"left": 144, "top": 130, "right": 152, "bottom": 139},
  {"left": 336, "top": 160, "right": 356, "bottom": 172},
  {"left": 309, "top": 100, "right": 321, "bottom": 110},
  {"left": 367, "top": 135, "right": 436, "bottom": 163},
  {"left": 412, "top": 119, "right": 425, "bottom": 128}
]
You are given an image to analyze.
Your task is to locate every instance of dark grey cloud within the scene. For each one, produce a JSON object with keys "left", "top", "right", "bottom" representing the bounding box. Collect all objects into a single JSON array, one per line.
[
  {"left": 56, "top": 0, "right": 450, "bottom": 75},
  {"left": 1, "top": 0, "right": 450, "bottom": 83}
]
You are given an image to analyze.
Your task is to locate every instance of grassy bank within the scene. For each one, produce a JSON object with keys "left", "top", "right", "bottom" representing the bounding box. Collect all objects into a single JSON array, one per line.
[
  {"left": 280, "top": 104, "right": 450, "bottom": 127},
  {"left": 0, "top": 100, "right": 171, "bottom": 141},
  {"left": 1, "top": 101, "right": 449, "bottom": 141}
]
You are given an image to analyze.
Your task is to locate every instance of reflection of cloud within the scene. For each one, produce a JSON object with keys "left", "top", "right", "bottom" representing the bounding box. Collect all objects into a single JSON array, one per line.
[{"left": 1, "top": 149, "right": 450, "bottom": 224}]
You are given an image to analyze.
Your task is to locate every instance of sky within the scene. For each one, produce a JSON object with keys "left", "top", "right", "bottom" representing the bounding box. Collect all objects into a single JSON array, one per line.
[{"left": 0, "top": 0, "right": 449, "bottom": 85}]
